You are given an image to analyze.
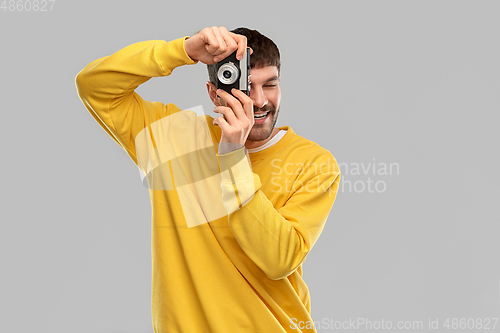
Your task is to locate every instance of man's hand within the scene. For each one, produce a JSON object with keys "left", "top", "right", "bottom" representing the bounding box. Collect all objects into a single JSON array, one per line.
[
  {"left": 213, "top": 88, "right": 254, "bottom": 154},
  {"left": 185, "top": 26, "right": 249, "bottom": 64}
]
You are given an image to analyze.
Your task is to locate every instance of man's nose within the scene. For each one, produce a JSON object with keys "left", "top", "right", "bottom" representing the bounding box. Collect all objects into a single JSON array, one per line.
[{"left": 250, "top": 86, "right": 268, "bottom": 109}]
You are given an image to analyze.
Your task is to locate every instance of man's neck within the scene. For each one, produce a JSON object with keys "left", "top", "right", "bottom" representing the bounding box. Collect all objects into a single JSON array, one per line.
[{"left": 244, "top": 127, "right": 281, "bottom": 150}]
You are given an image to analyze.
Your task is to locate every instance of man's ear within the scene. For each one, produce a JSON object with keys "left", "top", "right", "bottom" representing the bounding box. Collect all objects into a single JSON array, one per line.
[{"left": 206, "top": 82, "right": 221, "bottom": 106}]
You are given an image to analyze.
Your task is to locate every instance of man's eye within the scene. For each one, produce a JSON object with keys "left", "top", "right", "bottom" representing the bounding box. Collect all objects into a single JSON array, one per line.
[{"left": 264, "top": 84, "right": 277, "bottom": 88}]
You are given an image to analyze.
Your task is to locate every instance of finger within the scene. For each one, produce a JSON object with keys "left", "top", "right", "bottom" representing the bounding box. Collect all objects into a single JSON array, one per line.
[
  {"left": 228, "top": 32, "right": 247, "bottom": 60},
  {"left": 210, "top": 26, "right": 228, "bottom": 56},
  {"left": 201, "top": 28, "right": 221, "bottom": 55},
  {"left": 230, "top": 89, "right": 254, "bottom": 121},
  {"left": 214, "top": 27, "right": 238, "bottom": 62},
  {"left": 213, "top": 106, "right": 238, "bottom": 124},
  {"left": 215, "top": 115, "right": 231, "bottom": 132},
  {"left": 213, "top": 106, "right": 236, "bottom": 122},
  {"left": 213, "top": 116, "right": 223, "bottom": 127},
  {"left": 216, "top": 89, "right": 245, "bottom": 120}
]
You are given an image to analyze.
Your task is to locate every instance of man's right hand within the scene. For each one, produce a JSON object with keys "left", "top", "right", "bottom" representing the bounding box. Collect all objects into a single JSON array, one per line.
[{"left": 184, "top": 26, "right": 249, "bottom": 65}]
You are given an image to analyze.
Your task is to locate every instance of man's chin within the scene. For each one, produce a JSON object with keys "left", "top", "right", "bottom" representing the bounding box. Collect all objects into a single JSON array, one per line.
[
  {"left": 247, "top": 126, "right": 274, "bottom": 142},
  {"left": 247, "top": 111, "right": 278, "bottom": 142}
]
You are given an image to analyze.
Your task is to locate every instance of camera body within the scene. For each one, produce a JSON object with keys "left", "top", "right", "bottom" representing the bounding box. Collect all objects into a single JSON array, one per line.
[{"left": 216, "top": 48, "right": 250, "bottom": 96}]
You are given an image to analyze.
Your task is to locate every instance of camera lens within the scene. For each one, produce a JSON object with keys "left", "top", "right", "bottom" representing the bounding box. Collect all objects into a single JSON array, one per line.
[{"left": 217, "top": 63, "right": 239, "bottom": 85}]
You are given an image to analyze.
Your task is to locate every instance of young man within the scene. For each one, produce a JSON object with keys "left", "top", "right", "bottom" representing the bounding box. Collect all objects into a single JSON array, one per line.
[{"left": 76, "top": 26, "right": 340, "bottom": 333}]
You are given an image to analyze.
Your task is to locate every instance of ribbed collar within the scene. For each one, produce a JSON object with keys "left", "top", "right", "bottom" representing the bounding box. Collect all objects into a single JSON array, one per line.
[{"left": 247, "top": 126, "right": 295, "bottom": 162}]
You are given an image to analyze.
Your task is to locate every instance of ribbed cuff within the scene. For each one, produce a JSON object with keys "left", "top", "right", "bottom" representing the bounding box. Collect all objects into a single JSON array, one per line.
[
  {"left": 217, "top": 147, "right": 260, "bottom": 213},
  {"left": 155, "top": 37, "right": 198, "bottom": 76},
  {"left": 217, "top": 147, "right": 252, "bottom": 184}
]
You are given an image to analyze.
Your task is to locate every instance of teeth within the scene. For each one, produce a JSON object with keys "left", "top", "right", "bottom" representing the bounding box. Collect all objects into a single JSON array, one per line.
[{"left": 254, "top": 112, "right": 269, "bottom": 119}]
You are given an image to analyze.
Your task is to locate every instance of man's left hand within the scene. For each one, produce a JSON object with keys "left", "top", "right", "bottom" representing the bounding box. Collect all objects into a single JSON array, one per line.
[{"left": 213, "top": 88, "right": 254, "bottom": 154}]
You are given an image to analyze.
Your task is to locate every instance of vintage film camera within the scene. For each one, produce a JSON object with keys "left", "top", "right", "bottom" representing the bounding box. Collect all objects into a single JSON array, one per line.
[{"left": 216, "top": 48, "right": 251, "bottom": 96}]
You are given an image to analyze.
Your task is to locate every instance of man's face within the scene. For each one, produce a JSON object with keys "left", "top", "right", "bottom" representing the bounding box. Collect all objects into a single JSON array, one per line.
[{"left": 246, "top": 65, "right": 281, "bottom": 142}]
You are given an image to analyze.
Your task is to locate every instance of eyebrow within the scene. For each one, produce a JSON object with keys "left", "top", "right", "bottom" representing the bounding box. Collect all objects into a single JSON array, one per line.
[
  {"left": 249, "top": 76, "right": 280, "bottom": 85},
  {"left": 264, "top": 76, "right": 280, "bottom": 83},
  {"left": 249, "top": 76, "right": 280, "bottom": 84}
]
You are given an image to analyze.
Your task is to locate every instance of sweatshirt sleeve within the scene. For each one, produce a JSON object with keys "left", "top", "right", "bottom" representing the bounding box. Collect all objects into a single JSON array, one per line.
[
  {"left": 217, "top": 147, "right": 341, "bottom": 280},
  {"left": 75, "top": 37, "right": 198, "bottom": 165}
]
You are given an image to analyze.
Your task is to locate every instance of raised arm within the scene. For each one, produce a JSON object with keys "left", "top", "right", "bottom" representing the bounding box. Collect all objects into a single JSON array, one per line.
[
  {"left": 75, "top": 37, "right": 198, "bottom": 164},
  {"left": 75, "top": 27, "right": 249, "bottom": 165}
]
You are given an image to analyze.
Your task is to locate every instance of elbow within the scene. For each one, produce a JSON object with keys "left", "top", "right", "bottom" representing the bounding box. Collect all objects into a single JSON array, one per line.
[
  {"left": 75, "top": 69, "right": 89, "bottom": 96},
  {"left": 265, "top": 269, "right": 293, "bottom": 281},
  {"left": 75, "top": 68, "right": 98, "bottom": 107},
  {"left": 262, "top": 258, "right": 306, "bottom": 281},
  {"left": 261, "top": 244, "right": 310, "bottom": 280}
]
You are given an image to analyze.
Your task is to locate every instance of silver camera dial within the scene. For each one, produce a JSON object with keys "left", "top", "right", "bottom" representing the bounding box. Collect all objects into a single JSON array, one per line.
[{"left": 217, "top": 62, "right": 239, "bottom": 85}]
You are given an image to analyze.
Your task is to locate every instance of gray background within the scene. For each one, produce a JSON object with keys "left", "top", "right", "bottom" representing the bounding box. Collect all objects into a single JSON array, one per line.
[{"left": 1, "top": 0, "right": 499, "bottom": 332}]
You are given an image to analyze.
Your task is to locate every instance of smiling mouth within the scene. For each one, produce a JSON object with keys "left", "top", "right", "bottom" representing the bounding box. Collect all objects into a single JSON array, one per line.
[{"left": 254, "top": 111, "right": 270, "bottom": 119}]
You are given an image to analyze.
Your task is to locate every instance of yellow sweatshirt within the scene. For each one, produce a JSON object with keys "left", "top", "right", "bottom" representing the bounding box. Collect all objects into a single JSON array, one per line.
[{"left": 75, "top": 36, "right": 340, "bottom": 333}]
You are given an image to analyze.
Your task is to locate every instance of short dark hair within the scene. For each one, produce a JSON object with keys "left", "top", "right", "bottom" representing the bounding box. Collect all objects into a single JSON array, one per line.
[{"left": 207, "top": 27, "right": 281, "bottom": 85}]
